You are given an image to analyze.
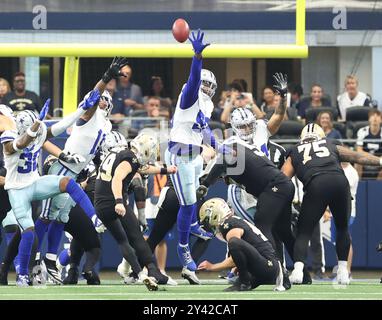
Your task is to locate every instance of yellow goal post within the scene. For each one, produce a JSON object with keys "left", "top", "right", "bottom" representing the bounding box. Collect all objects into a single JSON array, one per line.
[{"left": 0, "top": 0, "right": 307, "bottom": 115}]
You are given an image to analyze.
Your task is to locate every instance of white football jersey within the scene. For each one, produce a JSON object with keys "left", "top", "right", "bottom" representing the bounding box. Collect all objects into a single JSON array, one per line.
[
  {"left": 170, "top": 90, "right": 214, "bottom": 147},
  {"left": 1, "top": 123, "right": 47, "bottom": 190},
  {"left": 251, "top": 119, "right": 272, "bottom": 157},
  {"left": 62, "top": 108, "right": 112, "bottom": 174}
]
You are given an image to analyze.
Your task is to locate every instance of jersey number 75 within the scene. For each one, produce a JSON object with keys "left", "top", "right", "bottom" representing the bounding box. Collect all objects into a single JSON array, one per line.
[{"left": 297, "top": 140, "right": 330, "bottom": 165}]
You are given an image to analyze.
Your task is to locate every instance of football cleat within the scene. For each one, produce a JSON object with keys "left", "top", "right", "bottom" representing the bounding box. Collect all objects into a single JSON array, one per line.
[
  {"left": 302, "top": 268, "right": 312, "bottom": 284},
  {"left": 42, "top": 258, "right": 63, "bottom": 285},
  {"left": 82, "top": 270, "right": 101, "bottom": 285},
  {"left": 31, "top": 263, "right": 47, "bottom": 286},
  {"left": 63, "top": 268, "right": 79, "bottom": 285},
  {"left": 139, "top": 272, "right": 158, "bottom": 291},
  {"left": 177, "top": 244, "right": 197, "bottom": 271},
  {"left": 289, "top": 268, "right": 303, "bottom": 284},
  {"left": 117, "top": 260, "right": 132, "bottom": 279},
  {"left": 190, "top": 224, "right": 213, "bottom": 240},
  {"left": 336, "top": 268, "right": 350, "bottom": 285},
  {"left": 16, "top": 274, "right": 30, "bottom": 287},
  {"left": 123, "top": 271, "right": 139, "bottom": 285},
  {"left": 181, "top": 267, "right": 201, "bottom": 285}
]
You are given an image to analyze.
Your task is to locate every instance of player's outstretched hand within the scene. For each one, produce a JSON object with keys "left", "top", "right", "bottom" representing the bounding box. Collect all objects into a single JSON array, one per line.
[
  {"left": 102, "top": 57, "right": 129, "bottom": 83},
  {"left": 39, "top": 98, "right": 51, "bottom": 121},
  {"left": 82, "top": 89, "right": 101, "bottom": 110},
  {"left": 189, "top": 29, "right": 210, "bottom": 55},
  {"left": 59, "top": 151, "right": 86, "bottom": 164},
  {"left": 115, "top": 203, "right": 126, "bottom": 216},
  {"left": 197, "top": 260, "right": 213, "bottom": 271},
  {"left": 273, "top": 73, "right": 288, "bottom": 98}
]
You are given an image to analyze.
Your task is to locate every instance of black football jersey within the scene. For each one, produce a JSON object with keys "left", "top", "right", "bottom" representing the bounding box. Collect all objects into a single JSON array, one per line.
[
  {"left": 287, "top": 138, "right": 343, "bottom": 188},
  {"left": 219, "top": 216, "right": 276, "bottom": 260},
  {"left": 222, "top": 136, "right": 289, "bottom": 197},
  {"left": 94, "top": 148, "right": 140, "bottom": 209}
]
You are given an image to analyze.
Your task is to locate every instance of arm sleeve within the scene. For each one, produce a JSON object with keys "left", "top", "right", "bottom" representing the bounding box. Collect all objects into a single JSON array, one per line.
[
  {"left": 50, "top": 106, "right": 87, "bottom": 136},
  {"left": 179, "top": 56, "right": 202, "bottom": 110}
]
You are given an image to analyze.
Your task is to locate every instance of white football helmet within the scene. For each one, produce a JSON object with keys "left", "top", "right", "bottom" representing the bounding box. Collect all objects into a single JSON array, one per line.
[
  {"left": 199, "top": 198, "right": 233, "bottom": 234},
  {"left": 99, "top": 90, "right": 114, "bottom": 118},
  {"left": 230, "top": 108, "right": 256, "bottom": 142},
  {"left": 15, "top": 110, "right": 39, "bottom": 135},
  {"left": 130, "top": 133, "right": 158, "bottom": 166},
  {"left": 300, "top": 123, "right": 325, "bottom": 143},
  {"left": 200, "top": 69, "right": 217, "bottom": 99},
  {"left": 102, "top": 130, "right": 127, "bottom": 153}
]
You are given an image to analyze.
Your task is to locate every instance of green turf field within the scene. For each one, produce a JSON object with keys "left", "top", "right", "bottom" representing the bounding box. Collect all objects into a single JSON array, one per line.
[{"left": 0, "top": 279, "right": 381, "bottom": 300}]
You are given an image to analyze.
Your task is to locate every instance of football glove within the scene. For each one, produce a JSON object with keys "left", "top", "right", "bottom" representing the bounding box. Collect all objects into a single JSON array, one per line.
[
  {"left": 81, "top": 89, "right": 101, "bottom": 110},
  {"left": 377, "top": 241, "right": 382, "bottom": 252},
  {"left": 273, "top": 73, "right": 288, "bottom": 98},
  {"left": 196, "top": 185, "right": 209, "bottom": 200},
  {"left": 59, "top": 151, "right": 86, "bottom": 164},
  {"left": 39, "top": 98, "right": 51, "bottom": 121},
  {"left": 189, "top": 29, "right": 210, "bottom": 55},
  {"left": 91, "top": 215, "right": 107, "bottom": 233},
  {"left": 102, "top": 57, "right": 129, "bottom": 83}
]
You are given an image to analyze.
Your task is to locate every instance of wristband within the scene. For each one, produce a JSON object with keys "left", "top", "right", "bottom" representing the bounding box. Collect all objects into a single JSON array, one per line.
[
  {"left": 26, "top": 127, "right": 38, "bottom": 138},
  {"left": 12, "top": 140, "right": 20, "bottom": 152},
  {"left": 160, "top": 167, "right": 168, "bottom": 174},
  {"left": 115, "top": 198, "right": 124, "bottom": 205},
  {"left": 379, "top": 158, "right": 382, "bottom": 166}
]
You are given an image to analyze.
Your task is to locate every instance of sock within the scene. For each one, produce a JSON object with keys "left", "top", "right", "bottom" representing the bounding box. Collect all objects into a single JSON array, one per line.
[
  {"left": 177, "top": 204, "right": 196, "bottom": 245},
  {"left": 57, "top": 249, "right": 70, "bottom": 269},
  {"left": 294, "top": 261, "right": 304, "bottom": 272},
  {"left": 34, "top": 218, "right": 50, "bottom": 252},
  {"left": 66, "top": 179, "right": 95, "bottom": 219},
  {"left": 190, "top": 205, "right": 198, "bottom": 227},
  {"left": 18, "top": 230, "right": 35, "bottom": 276},
  {"left": 47, "top": 221, "right": 64, "bottom": 257}
]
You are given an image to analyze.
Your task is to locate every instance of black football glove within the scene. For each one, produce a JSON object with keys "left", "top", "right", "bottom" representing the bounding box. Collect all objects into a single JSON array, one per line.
[
  {"left": 273, "top": 72, "right": 288, "bottom": 98},
  {"left": 102, "top": 57, "right": 129, "bottom": 83},
  {"left": 196, "top": 185, "right": 209, "bottom": 201}
]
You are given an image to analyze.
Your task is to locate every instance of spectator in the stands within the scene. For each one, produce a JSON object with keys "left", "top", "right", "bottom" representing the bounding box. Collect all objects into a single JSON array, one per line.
[
  {"left": 316, "top": 111, "right": 342, "bottom": 140},
  {"left": 132, "top": 96, "right": 161, "bottom": 131},
  {"left": 2, "top": 72, "right": 42, "bottom": 114},
  {"left": 298, "top": 84, "right": 331, "bottom": 119},
  {"left": 0, "top": 78, "right": 11, "bottom": 104},
  {"left": 144, "top": 76, "right": 172, "bottom": 119},
  {"left": 337, "top": 75, "right": 371, "bottom": 121},
  {"left": 355, "top": 109, "right": 382, "bottom": 179},
  {"left": 220, "top": 81, "right": 262, "bottom": 124},
  {"left": 288, "top": 82, "right": 303, "bottom": 111},
  {"left": 259, "top": 86, "right": 276, "bottom": 115},
  {"left": 111, "top": 64, "right": 144, "bottom": 117}
]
